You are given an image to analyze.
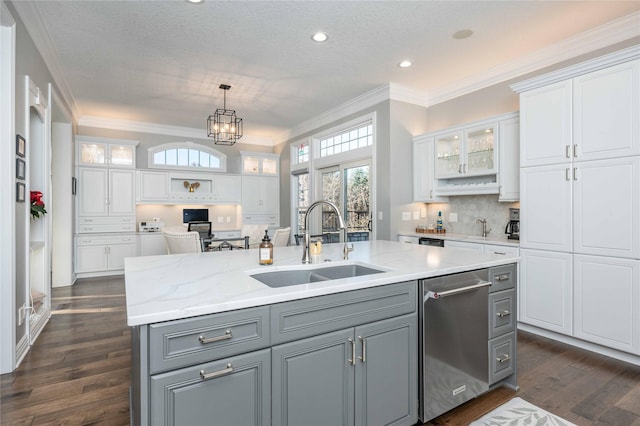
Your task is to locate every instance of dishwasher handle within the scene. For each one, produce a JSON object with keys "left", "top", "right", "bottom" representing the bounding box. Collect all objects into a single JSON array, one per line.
[{"left": 425, "top": 280, "right": 492, "bottom": 300}]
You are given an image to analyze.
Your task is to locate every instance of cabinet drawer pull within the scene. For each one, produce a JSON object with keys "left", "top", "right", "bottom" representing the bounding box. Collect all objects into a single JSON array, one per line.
[
  {"left": 494, "top": 274, "right": 510, "bottom": 282},
  {"left": 492, "top": 251, "right": 507, "bottom": 255},
  {"left": 198, "top": 330, "right": 232, "bottom": 344},
  {"left": 458, "top": 164, "right": 462, "bottom": 174},
  {"left": 358, "top": 336, "right": 366, "bottom": 363},
  {"left": 496, "top": 310, "right": 511, "bottom": 318},
  {"left": 84, "top": 219, "right": 94, "bottom": 222},
  {"left": 565, "top": 168, "right": 571, "bottom": 181},
  {"left": 200, "top": 363, "right": 233, "bottom": 380},
  {"left": 348, "top": 338, "right": 356, "bottom": 366},
  {"left": 573, "top": 144, "right": 578, "bottom": 158},
  {"left": 565, "top": 145, "right": 571, "bottom": 158},
  {"left": 496, "top": 354, "right": 511, "bottom": 364}
]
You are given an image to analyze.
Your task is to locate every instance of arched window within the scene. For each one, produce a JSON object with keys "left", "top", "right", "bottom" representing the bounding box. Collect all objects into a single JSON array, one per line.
[{"left": 148, "top": 142, "right": 227, "bottom": 172}]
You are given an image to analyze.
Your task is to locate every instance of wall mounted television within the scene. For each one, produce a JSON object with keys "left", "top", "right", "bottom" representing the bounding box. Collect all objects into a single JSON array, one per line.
[{"left": 183, "top": 208, "right": 209, "bottom": 223}]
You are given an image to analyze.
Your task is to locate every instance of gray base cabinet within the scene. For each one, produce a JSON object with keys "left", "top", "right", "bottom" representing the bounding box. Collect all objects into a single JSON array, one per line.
[
  {"left": 131, "top": 281, "right": 418, "bottom": 426},
  {"left": 272, "top": 314, "right": 417, "bottom": 426},
  {"left": 151, "top": 349, "right": 270, "bottom": 426}
]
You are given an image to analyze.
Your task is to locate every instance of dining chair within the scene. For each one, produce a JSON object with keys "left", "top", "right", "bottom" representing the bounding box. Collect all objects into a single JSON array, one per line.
[
  {"left": 162, "top": 229, "right": 202, "bottom": 254},
  {"left": 272, "top": 227, "right": 291, "bottom": 247},
  {"left": 188, "top": 221, "right": 212, "bottom": 251}
]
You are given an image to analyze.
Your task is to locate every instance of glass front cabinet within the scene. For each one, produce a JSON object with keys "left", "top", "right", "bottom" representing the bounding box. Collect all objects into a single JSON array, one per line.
[
  {"left": 78, "top": 136, "right": 137, "bottom": 168},
  {"left": 435, "top": 125, "right": 496, "bottom": 179}
]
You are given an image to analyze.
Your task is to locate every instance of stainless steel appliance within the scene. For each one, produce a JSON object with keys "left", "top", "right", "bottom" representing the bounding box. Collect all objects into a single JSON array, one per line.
[
  {"left": 505, "top": 208, "right": 519, "bottom": 240},
  {"left": 419, "top": 237, "right": 445, "bottom": 247},
  {"left": 419, "top": 268, "right": 491, "bottom": 422}
]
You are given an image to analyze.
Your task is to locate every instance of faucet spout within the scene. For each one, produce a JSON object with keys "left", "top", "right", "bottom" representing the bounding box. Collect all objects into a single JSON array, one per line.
[
  {"left": 475, "top": 218, "right": 491, "bottom": 237},
  {"left": 301, "top": 200, "right": 347, "bottom": 264}
]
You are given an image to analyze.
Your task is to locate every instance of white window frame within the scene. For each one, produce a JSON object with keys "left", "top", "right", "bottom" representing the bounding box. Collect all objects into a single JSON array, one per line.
[
  {"left": 148, "top": 141, "right": 227, "bottom": 172},
  {"left": 290, "top": 112, "right": 376, "bottom": 241}
]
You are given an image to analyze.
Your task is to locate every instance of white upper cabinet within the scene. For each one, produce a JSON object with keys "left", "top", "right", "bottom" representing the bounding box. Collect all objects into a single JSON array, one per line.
[
  {"left": 412, "top": 135, "right": 448, "bottom": 203},
  {"left": 77, "top": 136, "right": 138, "bottom": 168},
  {"left": 519, "top": 81, "right": 572, "bottom": 168},
  {"left": 136, "top": 170, "right": 241, "bottom": 204},
  {"left": 137, "top": 170, "right": 170, "bottom": 202},
  {"left": 241, "top": 151, "right": 279, "bottom": 175},
  {"left": 573, "top": 59, "right": 640, "bottom": 162},
  {"left": 416, "top": 112, "right": 518, "bottom": 197},
  {"left": 78, "top": 168, "right": 136, "bottom": 217},
  {"left": 517, "top": 58, "right": 639, "bottom": 167}
]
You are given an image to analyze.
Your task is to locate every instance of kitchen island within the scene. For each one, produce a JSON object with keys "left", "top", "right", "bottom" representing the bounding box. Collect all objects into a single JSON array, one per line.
[{"left": 125, "top": 240, "right": 518, "bottom": 426}]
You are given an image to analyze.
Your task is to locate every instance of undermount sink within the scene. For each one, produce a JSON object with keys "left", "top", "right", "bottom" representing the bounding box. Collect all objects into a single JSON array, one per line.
[{"left": 250, "top": 263, "right": 386, "bottom": 288}]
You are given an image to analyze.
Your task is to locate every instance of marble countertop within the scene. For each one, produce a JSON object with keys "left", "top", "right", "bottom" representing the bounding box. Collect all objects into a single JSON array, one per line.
[
  {"left": 397, "top": 231, "right": 520, "bottom": 247},
  {"left": 124, "top": 240, "right": 519, "bottom": 326}
]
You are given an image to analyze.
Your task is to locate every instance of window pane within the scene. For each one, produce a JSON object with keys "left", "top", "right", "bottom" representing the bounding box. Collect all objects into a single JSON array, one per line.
[
  {"left": 199, "top": 152, "right": 210, "bottom": 168},
  {"left": 177, "top": 149, "right": 188, "bottom": 166},
  {"left": 210, "top": 155, "right": 220, "bottom": 168},
  {"left": 166, "top": 149, "right": 177, "bottom": 165},
  {"left": 153, "top": 151, "right": 165, "bottom": 165},
  {"left": 189, "top": 149, "right": 199, "bottom": 166}
]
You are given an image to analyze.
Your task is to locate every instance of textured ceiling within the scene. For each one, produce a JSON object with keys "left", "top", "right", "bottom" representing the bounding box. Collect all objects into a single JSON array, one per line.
[{"left": 20, "top": 1, "right": 640, "bottom": 143}]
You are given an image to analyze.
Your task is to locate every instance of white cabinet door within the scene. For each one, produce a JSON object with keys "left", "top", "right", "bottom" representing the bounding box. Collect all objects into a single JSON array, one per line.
[
  {"left": 76, "top": 244, "right": 108, "bottom": 273},
  {"left": 520, "top": 249, "right": 573, "bottom": 336},
  {"left": 138, "top": 171, "right": 169, "bottom": 201},
  {"left": 413, "top": 136, "right": 447, "bottom": 202},
  {"left": 242, "top": 176, "right": 279, "bottom": 215},
  {"left": 78, "top": 168, "right": 108, "bottom": 217},
  {"left": 520, "top": 164, "right": 572, "bottom": 252},
  {"left": 519, "top": 81, "right": 572, "bottom": 167},
  {"left": 213, "top": 174, "right": 241, "bottom": 203},
  {"left": 573, "top": 59, "right": 640, "bottom": 162},
  {"left": 573, "top": 157, "right": 640, "bottom": 259},
  {"left": 109, "top": 169, "right": 136, "bottom": 216},
  {"left": 498, "top": 117, "right": 520, "bottom": 201},
  {"left": 107, "top": 243, "right": 136, "bottom": 271},
  {"left": 574, "top": 255, "right": 639, "bottom": 354}
]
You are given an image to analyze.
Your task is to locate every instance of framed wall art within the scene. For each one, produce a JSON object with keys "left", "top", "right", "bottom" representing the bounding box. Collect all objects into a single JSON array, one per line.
[
  {"left": 16, "top": 134, "right": 26, "bottom": 157},
  {"left": 16, "top": 158, "right": 26, "bottom": 180},
  {"left": 16, "top": 182, "right": 25, "bottom": 202}
]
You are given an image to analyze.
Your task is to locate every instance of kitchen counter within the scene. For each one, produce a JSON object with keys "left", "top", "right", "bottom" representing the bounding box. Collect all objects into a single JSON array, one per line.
[
  {"left": 398, "top": 231, "right": 520, "bottom": 247},
  {"left": 124, "top": 239, "right": 518, "bottom": 326}
]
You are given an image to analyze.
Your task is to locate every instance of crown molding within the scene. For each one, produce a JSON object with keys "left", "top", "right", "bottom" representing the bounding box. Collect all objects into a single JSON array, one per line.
[
  {"left": 427, "top": 11, "right": 640, "bottom": 106},
  {"left": 77, "top": 115, "right": 274, "bottom": 146},
  {"left": 11, "top": 1, "right": 80, "bottom": 121}
]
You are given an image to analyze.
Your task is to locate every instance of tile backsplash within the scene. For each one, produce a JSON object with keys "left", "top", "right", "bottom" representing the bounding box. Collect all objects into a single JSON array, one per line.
[{"left": 426, "top": 195, "right": 519, "bottom": 237}]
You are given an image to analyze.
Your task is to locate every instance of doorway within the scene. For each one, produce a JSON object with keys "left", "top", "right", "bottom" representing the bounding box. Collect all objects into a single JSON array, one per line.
[{"left": 317, "top": 160, "right": 372, "bottom": 242}]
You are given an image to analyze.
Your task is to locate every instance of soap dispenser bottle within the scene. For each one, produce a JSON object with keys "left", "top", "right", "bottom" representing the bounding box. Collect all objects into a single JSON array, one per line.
[
  {"left": 259, "top": 230, "right": 273, "bottom": 265},
  {"left": 436, "top": 211, "right": 443, "bottom": 232}
]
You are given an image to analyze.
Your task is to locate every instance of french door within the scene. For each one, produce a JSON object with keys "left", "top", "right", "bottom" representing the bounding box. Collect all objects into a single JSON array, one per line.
[{"left": 317, "top": 160, "right": 372, "bottom": 242}]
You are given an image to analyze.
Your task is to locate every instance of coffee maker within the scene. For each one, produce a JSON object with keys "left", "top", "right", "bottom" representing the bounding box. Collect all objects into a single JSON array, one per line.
[{"left": 505, "top": 208, "right": 519, "bottom": 240}]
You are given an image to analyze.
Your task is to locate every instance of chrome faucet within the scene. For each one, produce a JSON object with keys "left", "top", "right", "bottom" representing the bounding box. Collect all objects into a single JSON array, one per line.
[
  {"left": 301, "top": 200, "right": 352, "bottom": 263},
  {"left": 476, "top": 218, "right": 491, "bottom": 237}
]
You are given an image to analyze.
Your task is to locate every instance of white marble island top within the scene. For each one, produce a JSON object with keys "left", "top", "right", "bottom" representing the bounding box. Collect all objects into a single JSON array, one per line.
[{"left": 124, "top": 240, "right": 519, "bottom": 326}]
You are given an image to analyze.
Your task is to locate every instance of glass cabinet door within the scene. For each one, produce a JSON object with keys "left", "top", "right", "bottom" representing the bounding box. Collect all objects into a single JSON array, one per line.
[
  {"left": 80, "top": 142, "right": 107, "bottom": 165},
  {"left": 435, "top": 133, "right": 462, "bottom": 178},
  {"left": 108, "top": 144, "right": 135, "bottom": 167},
  {"left": 262, "top": 157, "right": 278, "bottom": 175},
  {"left": 465, "top": 126, "right": 496, "bottom": 175}
]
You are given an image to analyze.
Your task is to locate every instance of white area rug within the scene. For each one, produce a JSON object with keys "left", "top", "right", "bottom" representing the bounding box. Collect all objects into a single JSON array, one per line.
[{"left": 470, "top": 397, "right": 577, "bottom": 426}]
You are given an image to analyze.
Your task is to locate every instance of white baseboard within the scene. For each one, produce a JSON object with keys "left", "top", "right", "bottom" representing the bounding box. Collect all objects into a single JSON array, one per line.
[
  {"left": 15, "top": 334, "right": 30, "bottom": 369},
  {"left": 518, "top": 322, "right": 640, "bottom": 366}
]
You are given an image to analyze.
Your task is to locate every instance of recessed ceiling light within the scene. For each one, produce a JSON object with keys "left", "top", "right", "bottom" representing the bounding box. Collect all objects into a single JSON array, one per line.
[
  {"left": 311, "top": 32, "right": 328, "bottom": 42},
  {"left": 453, "top": 29, "right": 473, "bottom": 39},
  {"left": 398, "top": 60, "right": 413, "bottom": 68},
  {"left": 186, "top": 0, "right": 203, "bottom": 3}
]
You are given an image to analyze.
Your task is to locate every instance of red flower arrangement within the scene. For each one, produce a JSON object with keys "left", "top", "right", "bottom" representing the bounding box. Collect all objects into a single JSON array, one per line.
[{"left": 30, "top": 191, "right": 47, "bottom": 219}]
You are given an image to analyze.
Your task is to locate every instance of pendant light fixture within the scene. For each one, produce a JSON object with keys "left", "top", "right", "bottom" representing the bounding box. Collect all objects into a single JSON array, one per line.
[{"left": 207, "top": 84, "right": 243, "bottom": 145}]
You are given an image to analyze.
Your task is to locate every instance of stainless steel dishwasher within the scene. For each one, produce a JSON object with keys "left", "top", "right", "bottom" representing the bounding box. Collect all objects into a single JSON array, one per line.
[{"left": 419, "top": 268, "right": 492, "bottom": 422}]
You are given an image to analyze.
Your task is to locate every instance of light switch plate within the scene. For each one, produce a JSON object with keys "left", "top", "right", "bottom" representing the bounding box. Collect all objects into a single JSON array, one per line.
[
  {"left": 412, "top": 211, "right": 419, "bottom": 220},
  {"left": 449, "top": 213, "right": 458, "bottom": 222},
  {"left": 402, "top": 212, "right": 411, "bottom": 221},
  {"left": 217, "top": 217, "right": 224, "bottom": 223}
]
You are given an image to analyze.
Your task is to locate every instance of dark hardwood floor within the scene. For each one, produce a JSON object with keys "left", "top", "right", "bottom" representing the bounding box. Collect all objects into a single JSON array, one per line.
[{"left": 1, "top": 276, "right": 639, "bottom": 425}]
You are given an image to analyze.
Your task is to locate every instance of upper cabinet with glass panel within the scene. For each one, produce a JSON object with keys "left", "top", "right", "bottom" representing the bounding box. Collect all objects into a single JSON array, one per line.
[
  {"left": 240, "top": 151, "right": 279, "bottom": 175},
  {"left": 77, "top": 136, "right": 138, "bottom": 168},
  {"left": 435, "top": 125, "right": 496, "bottom": 179}
]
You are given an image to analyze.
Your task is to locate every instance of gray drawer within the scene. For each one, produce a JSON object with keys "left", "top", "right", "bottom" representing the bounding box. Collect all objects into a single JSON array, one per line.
[
  {"left": 489, "top": 331, "right": 516, "bottom": 384},
  {"left": 489, "top": 289, "right": 516, "bottom": 339},
  {"left": 149, "top": 306, "right": 270, "bottom": 373},
  {"left": 489, "top": 263, "right": 517, "bottom": 293},
  {"left": 270, "top": 280, "right": 417, "bottom": 345}
]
